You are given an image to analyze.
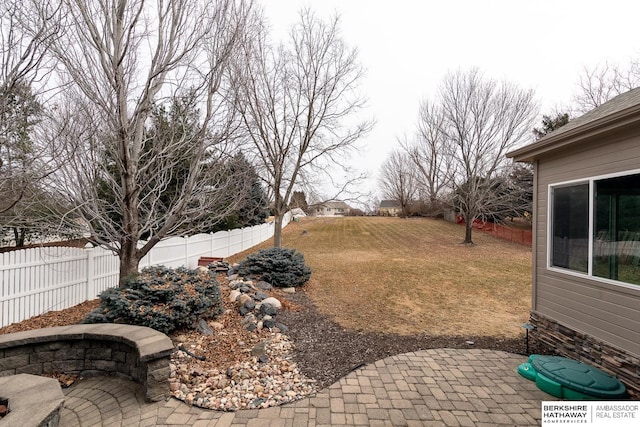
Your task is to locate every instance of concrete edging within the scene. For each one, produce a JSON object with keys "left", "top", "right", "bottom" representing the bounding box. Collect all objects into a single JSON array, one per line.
[{"left": 0, "top": 324, "right": 174, "bottom": 402}]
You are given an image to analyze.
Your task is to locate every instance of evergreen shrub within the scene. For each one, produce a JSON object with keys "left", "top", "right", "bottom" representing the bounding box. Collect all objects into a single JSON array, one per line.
[
  {"left": 83, "top": 266, "right": 223, "bottom": 334},
  {"left": 237, "top": 247, "right": 311, "bottom": 288}
]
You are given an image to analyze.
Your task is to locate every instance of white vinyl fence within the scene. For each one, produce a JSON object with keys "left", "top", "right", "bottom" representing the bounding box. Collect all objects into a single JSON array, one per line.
[{"left": 0, "top": 213, "right": 291, "bottom": 328}]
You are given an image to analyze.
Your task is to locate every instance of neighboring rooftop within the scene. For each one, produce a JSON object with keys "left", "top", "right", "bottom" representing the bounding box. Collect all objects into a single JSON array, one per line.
[
  {"left": 311, "top": 200, "right": 352, "bottom": 209},
  {"left": 379, "top": 200, "right": 400, "bottom": 208}
]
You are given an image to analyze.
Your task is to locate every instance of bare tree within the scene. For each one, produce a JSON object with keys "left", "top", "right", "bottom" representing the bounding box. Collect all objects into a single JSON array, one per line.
[
  {"left": 44, "top": 0, "right": 254, "bottom": 284},
  {"left": 401, "top": 100, "right": 454, "bottom": 215},
  {"left": 378, "top": 150, "right": 417, "bottom": 218},
  {"left": 438, "top": 69, "right": 538, "bottom": 244},
  {"left": 0, "top": 0, "right": 61, "bottom": 218},
  {"left": 232, "top": 8, "right": 373, "bottom": 247},
  {"left": 574, "top": 60, "right": 640, "bottom": 112}
]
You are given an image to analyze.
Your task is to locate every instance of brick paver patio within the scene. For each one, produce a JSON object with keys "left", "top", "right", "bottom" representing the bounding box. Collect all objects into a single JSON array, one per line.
[{"left": 60, "top": 349, "right": 556, "bottom": 426}]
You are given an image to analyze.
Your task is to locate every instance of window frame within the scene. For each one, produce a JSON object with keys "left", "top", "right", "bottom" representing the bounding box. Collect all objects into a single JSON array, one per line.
[{"left": 547, "top": 168, "right": 640, "bottom": 290}]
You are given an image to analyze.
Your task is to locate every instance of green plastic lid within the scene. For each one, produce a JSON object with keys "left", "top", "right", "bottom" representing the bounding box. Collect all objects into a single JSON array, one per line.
[{"left": 530, "top": 355, "right": 628, "bottom": 399}]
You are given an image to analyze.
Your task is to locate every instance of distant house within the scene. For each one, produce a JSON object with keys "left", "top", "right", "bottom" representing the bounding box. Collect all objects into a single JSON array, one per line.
[
  {"left": 309, "top": 200, "right": 351, "bottom": 217},
  {"left": 378, "top": 200, "right": 401, "bottom": 217},
  {"left": 507, "top": 87, "right": 640, "bottom": 398}
]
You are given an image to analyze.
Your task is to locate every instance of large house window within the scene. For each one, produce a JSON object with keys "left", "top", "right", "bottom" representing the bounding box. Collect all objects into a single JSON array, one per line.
[
  {"left": 593, "top": 174, "right": 640, "bottom": 284},
  {"left": 550, "top": 171, "right": 640, "bottom": 286},
  {"left": 551, "top": 184, "right": 589, "bottom": 272}
]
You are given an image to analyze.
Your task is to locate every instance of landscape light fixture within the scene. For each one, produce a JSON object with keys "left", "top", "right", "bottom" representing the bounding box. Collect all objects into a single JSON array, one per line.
[{"left": 521, "top": 323, "right": 535, "bottom": 354}]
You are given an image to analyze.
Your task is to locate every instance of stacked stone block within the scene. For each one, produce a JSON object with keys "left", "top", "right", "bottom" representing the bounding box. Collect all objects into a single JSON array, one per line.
[{"left": 530, "top": 310, "right": 640, "bottom": 399}]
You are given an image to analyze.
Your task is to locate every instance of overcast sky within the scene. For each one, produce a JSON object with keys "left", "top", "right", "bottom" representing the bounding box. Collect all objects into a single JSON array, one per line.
[{"left": 260, "top": 0, "right": 640, "bottom": 202}]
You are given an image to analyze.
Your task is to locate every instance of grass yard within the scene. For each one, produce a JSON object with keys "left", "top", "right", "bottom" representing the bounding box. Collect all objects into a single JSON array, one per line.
[{"left": 227, "top": 216, "right": 532, "bottom": 338}]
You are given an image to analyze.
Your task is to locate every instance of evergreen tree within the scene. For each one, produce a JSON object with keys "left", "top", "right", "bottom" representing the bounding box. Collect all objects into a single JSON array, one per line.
[
  {"left": 533, "top": 112, "right": 570, "bottom": 139},
  {"left": 206, "top": 153, "right": 269, "bottom": 232},
  {"left": 94, "top": 94, "right": 206, "bottom": 238},
  {"left": 92, "top": 94, "right": 247, "bottom": 240},
  {"left": 0, "top": 82, "right": 42, "bottom": 213},
  {"left": 506, "top": 164, "right": 534, "bottom": 218},
  {"left": 0, "top": 81, "right": 58, "bottom": 246}
]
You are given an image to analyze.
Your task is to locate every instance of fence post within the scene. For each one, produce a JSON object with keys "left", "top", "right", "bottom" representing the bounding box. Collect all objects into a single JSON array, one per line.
[
  {"left": 184, "top": 235, "right": 189, "bottom": 268},
  {"left": 241, "top": 227, "right": 247, "bottom": 251},
  {"left": 86, "top": 245, "right": 94, "bottom": 301}
]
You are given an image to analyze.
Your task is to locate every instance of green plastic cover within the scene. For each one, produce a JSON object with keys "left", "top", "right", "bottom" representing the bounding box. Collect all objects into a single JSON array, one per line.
[{"left": 529, "top": 355, "right": 628, "bottom": 399}]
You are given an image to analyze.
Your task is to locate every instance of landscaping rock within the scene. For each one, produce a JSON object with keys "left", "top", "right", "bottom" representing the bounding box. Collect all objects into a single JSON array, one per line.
[
  {"left": 228, "top": 290, "right": 241, "bottom": 302},
  {"left": 252, "top": 397, "right": 267, "bottom": 407},
  {"left": 244, "top": 300, "right": 256, "bottom": 311},
  {"left": 229, "top": 280, "right": 244, "bottom": 290},
  {"left": 241, "top": 313, "right": 256, "bottom": 326},
  {"left": 237, "top": 294, "right": 252, "bottom": 305},
  {"left": 261, "top": 297, "right": 282, "bottom": 309},
  {"left": 196, "top": 319, "right": 214, "bottom": 335},
  {"left": 281, "top": 287, "right": 296, "bottom": 294},
  {"left": 256, "top": 281, "right": 273, "bottom": 291},
  {"left": 260, "top": 303, "right": 277, "bottom": 316},
  {"left": 254, "top": 291, "right": 268, "bottom": 301},
  {"left": 275, "top": 323, "right": 289, "bottom": 332},
  {"left": 239, "top": 284, "right": 254, "bottom": 293},
  {"left": 251, "top": 341, "right": 267, "bottom": 357}
]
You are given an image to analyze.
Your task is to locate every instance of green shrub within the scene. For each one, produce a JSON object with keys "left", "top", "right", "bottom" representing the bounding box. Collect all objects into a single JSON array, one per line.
[
  {"left": 83, "top": 266, "right": 223, "bottom": 334},
  {"left": 237, "top": 247, "right": 311, "bottom": 288}
]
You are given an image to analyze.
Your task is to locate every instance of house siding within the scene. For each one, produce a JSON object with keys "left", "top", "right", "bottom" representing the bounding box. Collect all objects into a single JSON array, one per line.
[
  {"left": 533, "top": 134, "right": 640, "bottom": 364},
  {"left": 308, "top": 201, "right": 351, "bottom": 217}
]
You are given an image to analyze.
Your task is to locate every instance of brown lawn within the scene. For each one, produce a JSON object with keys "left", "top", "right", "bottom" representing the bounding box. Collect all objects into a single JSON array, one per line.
[{"left": 227, "top": 216, "right": 532, "bottom": 338}]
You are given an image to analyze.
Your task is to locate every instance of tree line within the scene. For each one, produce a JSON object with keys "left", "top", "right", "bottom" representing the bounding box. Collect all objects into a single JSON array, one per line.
[{"left": 378, "top": 60, "right": 638, "bottom": 244}]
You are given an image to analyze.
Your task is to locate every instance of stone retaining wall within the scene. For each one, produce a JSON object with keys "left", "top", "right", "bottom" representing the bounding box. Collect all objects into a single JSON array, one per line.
[
  {"left": 530, "top": 311, "right": 640, "bottom": 399},
  {"left": 0, "top": 374, "right": 65, "bottom": 427},
  {"left": 0, "top": 324, "right": 174, "bottom": 402}
]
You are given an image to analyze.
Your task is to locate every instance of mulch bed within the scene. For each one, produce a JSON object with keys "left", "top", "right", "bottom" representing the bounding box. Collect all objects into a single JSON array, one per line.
[{"left": 277, "top": 290, "right": 552, "bottom": 388}]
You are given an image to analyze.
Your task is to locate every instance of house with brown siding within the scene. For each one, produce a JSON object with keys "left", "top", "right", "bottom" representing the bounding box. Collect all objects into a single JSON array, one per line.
[{"left": 507, "top": 88, "right": 640, "bottom": 398}]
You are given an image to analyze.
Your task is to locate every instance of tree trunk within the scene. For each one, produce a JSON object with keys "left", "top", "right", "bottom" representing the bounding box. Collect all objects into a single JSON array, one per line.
[
  {"left": 13, "top": 228, "right": 26, "bottom": 247},
  {"left": 119, "top": 238, "right": 140, "bottom": 287},
  {"left": 273, "top": 213, "right": 284, "bottom": 248},
  {"left": 463, "top": 219, "right": 474, "bottom": 245}
]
